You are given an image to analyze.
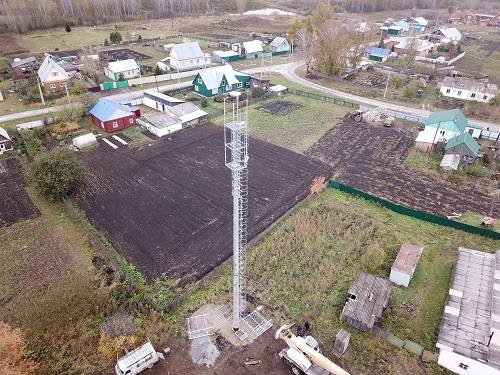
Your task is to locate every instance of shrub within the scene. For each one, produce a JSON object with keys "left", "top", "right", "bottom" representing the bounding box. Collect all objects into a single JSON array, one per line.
[
  {"left": 29, "top": 148, "right": 86, "bottom": 199},
  {"left": 65, "top": 23, "right": 71, "bottom": 32},
  {"left": 19, "top": 130, "right": 45, "bottom": 160},
  {"left": 200, "top": 97, "right": 208, "bottom": 108}
]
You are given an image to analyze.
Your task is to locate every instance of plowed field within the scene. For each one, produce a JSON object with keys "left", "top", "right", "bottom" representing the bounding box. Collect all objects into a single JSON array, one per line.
[
  {"left": 306, "top": 120, "right": 498, "bottom": 218},
  {"left": 72, "top": 123, "right": 333, "bottom": 283},
  {"left": 0, "top": 158, "right": 40, "bottom": 227}
]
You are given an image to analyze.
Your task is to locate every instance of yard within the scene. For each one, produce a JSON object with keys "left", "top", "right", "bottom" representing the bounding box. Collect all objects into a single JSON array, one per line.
[
  {"left": 71, "top": 122, "right": 333, "bottom": 284},
  {"left": 306, "top": 118, "right": 499, "bottom": 219}
]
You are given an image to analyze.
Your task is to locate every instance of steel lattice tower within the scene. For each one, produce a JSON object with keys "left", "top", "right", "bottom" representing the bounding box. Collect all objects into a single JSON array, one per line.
[{"left": 224, "top": 91, "right": 249, "bottom": 333}]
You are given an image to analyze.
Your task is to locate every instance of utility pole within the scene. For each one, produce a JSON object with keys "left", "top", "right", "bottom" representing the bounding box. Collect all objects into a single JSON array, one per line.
[
  {"left": 383, "top": 73, "right": 391, "bottom": 99},
  {"left": 36, "top": 75, "right": 45, "bottom": 106},
  {"left": 427, "top": 121, "right": 441, "bottom": 163}
]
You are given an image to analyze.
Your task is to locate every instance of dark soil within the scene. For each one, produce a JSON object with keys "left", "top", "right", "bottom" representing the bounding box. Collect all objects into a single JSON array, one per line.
[
  {"left": 256, "top": 100, "right": 304, "bottom": 116},
  {"left": 344, "top": 72, "right": 388, "bottom": 88},
  {"left": 72, "top": 123, "right": 333, "bottom": 283},
  {"left": 101, "top": 48, "right": 152, "bottom": 61},
  {"left": 306, "top": 119, "right": 499, "bottom": 218},
  {"left": 0, "top": 158, "right": 40, "bottom": 227},
  {"left": 148, "top": 329, "right": 291, "bottom": 375}
]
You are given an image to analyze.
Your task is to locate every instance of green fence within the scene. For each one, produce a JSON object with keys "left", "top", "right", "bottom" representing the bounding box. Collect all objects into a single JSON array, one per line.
[
  {"left": 116, "top": 81, "right": 129, "bottom": 88},
  {"left": 102, "top": 81, "right": 114, "bottom": 90},
  {"left": 329, "top": 180, "right": 500, "bottom": 240}
]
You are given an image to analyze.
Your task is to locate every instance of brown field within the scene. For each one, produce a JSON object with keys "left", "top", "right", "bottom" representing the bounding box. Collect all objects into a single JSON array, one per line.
[
  {"left": 0, "top": 158, "right": 40, "bottom": 227},
  {"left": 72, "top": 123, "right": 333, "bottom": 283},
  {"left": 306, "top": 119, "right": 499, "bottom": 218}
]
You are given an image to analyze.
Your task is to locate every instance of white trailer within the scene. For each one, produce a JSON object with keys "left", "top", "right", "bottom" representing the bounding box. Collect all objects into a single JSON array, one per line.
[{"left": 115, "top": 341, "right": 160, "bottom": 375}]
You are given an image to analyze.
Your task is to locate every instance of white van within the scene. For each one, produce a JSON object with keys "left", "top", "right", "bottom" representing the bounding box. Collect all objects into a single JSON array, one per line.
[{"left": 115, "top": 341, "right": 160, "bottom": 375}]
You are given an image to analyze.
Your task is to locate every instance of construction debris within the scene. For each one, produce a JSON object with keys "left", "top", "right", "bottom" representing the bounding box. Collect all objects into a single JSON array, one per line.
[
  {"left": 345, "top": 108, "right": 395, "bottom": 126},
  {"left": 244, "top": 358, "right": 262, "bottom": 366}
]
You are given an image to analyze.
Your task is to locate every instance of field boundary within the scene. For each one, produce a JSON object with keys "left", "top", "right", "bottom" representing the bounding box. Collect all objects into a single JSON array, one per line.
[
  {"left": 329, "top": 180, "right": 500, "bottom": 240},
  {"left": 287, "top": 88, "right": 360, "bottom": 109}
]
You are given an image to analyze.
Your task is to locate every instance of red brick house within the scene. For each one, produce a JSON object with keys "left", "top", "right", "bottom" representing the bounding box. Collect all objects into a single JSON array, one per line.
[
  {"left": 89, "top": 98, "right": 139, "bottom": 133},
  {"left": 0, "top": 127, "right": 13, "bottom": 154}
]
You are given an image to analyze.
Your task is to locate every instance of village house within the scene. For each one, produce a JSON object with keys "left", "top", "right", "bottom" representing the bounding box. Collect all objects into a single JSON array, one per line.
[
  {"left": 431, "top": 27, "right": 462, "bottom": 43},
  {"left": 37, "top": 55, "right": 71, "bottom": 91},
  {"left": 89, "top": 98, "right": 139, "bottom": 133},
  {"left": 365, "top": 47, "right": 391, "bottom": 62},
  {"left": 436, "top": 248, "right": 500, "bottom": 375},
  {"left": 415, "top": 109, "right": 468, "bottom": 152},
  {"left": 386, "top": 37, "right": 437, "bottom": 57},
  {"left": 444, "top": 132, "right": 480, "bottom": 166},
  {"left": 192, "top": 65, "right": 251, "bottom": 97},
  {"left": 406, "top": 16, "right": 428, "bottom": 32},
  {"left": 340, "top": 272, "right": 391, "bottom": 333},
  {"left": 169, "top": 42, "right": 210, "bottom": 72},
  {"left": 104, "top": 59, "right": 140, "bottom": 81},
  {"left": 0, "top": 127, "right": 13, "bottom": 154},
  {"left": 11, "top": 56, "right": 38, "bottom": 73},
  {"left": 269, "top": 37, "right": 290, "bottom": 53},
  {"left": 242, "top": 40, "right": 263, "bottom": 55},
  {"left": 440, "top": 76, "right": 497, "bottom": 103}
]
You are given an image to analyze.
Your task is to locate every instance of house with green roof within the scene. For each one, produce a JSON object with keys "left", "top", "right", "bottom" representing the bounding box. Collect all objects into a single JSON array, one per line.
[
  {"left": 445, "top": 132, "right": 480, "bottom": 158},
  {"left": 192, "top": 65, "right": 251, "bottom": 97}
]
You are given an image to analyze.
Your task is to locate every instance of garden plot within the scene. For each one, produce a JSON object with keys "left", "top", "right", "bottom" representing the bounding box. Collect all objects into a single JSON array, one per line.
[
  {"left": 72, "top": 123, "right": 332, "bottom": 283},
  {"left": 101, "top": 48, "right": 152, "bottom": 61},
  {"left": 0, "top": 158, "right": 40, "bottom": 227},
  {"left": 306, "top": 119, "right": 499, "bottom": 218}
]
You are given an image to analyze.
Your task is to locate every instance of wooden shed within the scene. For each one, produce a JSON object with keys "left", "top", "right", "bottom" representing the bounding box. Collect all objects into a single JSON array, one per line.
[
  {"left": 340, "top": 272, "right": 391, "bottom": 333},
  {"left": 389, "top": 243, "right": 424, "bottom": 287},
  {"left": 0, "top": 127, "right": 13, "bottom": 154}
]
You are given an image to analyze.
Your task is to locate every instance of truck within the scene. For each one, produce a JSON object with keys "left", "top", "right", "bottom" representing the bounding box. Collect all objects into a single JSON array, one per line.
[
  {"left": 276, "top": 324, "right": 350, "bottom": 375},
  {"left": 115, "top": 341, "right": 160, "bottom": 375}
]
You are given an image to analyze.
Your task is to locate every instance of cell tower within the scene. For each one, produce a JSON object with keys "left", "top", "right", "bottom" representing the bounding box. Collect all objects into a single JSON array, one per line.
[{"left": 224, "top": 91, "right": 249, "bottom": 337}]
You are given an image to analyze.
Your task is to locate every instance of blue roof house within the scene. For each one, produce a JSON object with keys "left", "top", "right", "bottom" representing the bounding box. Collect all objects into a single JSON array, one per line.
[
  {"left": 365, "top": 47, "right": 391, "bottom": 62},
  {"left": 89, "top": 98, "right": 138, "bottom": 133}
]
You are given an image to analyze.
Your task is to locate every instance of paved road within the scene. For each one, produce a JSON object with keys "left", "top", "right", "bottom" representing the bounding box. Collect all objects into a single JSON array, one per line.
[{"left": 2, "top": 62, "right": 499, "bottom": 132}]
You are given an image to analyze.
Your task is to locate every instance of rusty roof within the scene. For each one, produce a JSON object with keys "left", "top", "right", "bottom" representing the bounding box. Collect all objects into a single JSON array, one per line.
[{"left": 392, "top": 243, "right": 424, "bottom": 275}]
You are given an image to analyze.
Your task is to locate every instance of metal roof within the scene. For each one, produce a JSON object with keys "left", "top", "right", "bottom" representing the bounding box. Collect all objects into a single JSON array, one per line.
[
  {"left": 195, "top": 65, "right": 248, "bottom": 90},
  {"left": 270, "top": 37, "right": 287, "bottom": 48},
  {"left": 37, "top": 56, "right": 69, "bottom": 82},
  {"left": 117, "top": 341, "right": 155, "bottom": 370},
  {"left": 437, "top": 248, "right": 500, "bottom": 366},
  {"left": 440, "top": 154, "right": 460, "bottom": 170},
  {"left": 144, "top": 91, "right": 185, "bottom": 105},
  {"left": 168, "top": 102, "right": 207, "bottom": 123},
  {"left": 106, "top": 59, "right": 139, "bottom": 73},
  {"left": 365, "top": 47, "right": 391, "bottom": 57},
  {"left": 11, "top": 56, "right": 36, "bottom": 68},
  {"left": 0, "top": 127, "right": 11, "bottom": 141},
  {"left": 392, "top": 243, "right": 424, "bottom": 276},
  {"left": 414, "top": 17, "right": 428, "bottom": 25},
  {"left": 424, "top": 109, "right": 468, "bottom": 133},
  {"left": 213, "top": 50, "right": 239, "bottom": 58},
  {"left": 342, "top": 272, "right": 391, "bottom": 329},
  {"left": 144, "top": 111, "right": 180, "bottom": 129},
  {"left": 89, "top": 98, "right": 134, "bottom": 122},
  {"left": 445, "top": 132, "right": 480, "bottom": 157},
  {"left": 435, "top": 27, "right": 462, "bottom": 39},
  {"left": 442, "top": 76, "right": 498, "bottom": 95},
  {"left": 170, "top": 42, "right": 203, "bottom": 61},
  {"left": 243, "top": 40, "right": 263, "bottom": 54}
]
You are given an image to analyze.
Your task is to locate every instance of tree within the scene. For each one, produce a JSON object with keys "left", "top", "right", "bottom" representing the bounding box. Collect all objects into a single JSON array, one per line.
[
  {"left": 296, "top": 28, "right": 314, "bottom": 72},
  {"left": 304, "top": 16, "right": 314, "bottom": 34},
  {"left": 104, "top": 38, "right": 109, "bottom": 46},
  {"left": 109, "top": 31, "right": 122, "bottom": 44},
  {"left": 80, "top": 45, "right": 101, "bottom": 83},
  {"left": 390, "top": 74, "right": 408, "bottom": 89},
  {"left": 29, "top": 148, "right": 86, "bottom": 199},
  {"left": 19, "top": 129, "right": 45, "bottom": 161},
  {"left": 287, "top": 16, "right": 302, "bottom": 43},
  {"left": 0, "top": 322, "right": 39, "bottom": 374},
  {"left": 70, "top": 81, "right": 84, "bottom": 95},
  {"left": 378, "top": 34, "right": 385, "bottom": 48},
  {"left": 65, "top": 23, "right": 71, "bottom": 32},
  {"left": 312, "top": 1, "right": 334, "bottom": 28},
  {"left": 154, "top": 65, "right": 162, "bottom": 76},
  {"left": 403, "top": 80, "right": 420, "bottom": 98}
]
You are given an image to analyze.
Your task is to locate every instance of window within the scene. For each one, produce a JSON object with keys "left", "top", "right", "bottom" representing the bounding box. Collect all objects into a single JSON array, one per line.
[
  {"left": 440, "top": 130, "right": 445, "bottom": 135},
  {"left": 246, "top": 82, "right": 250, "bottom": 87},
  {"left": 457, "top": 90, "right": 462, "bottom": 96},
  {"left": 471, "top": 93, "right": 476, "bottom": 98},
  {"left": 50, "top": 84, "right": 56, "bottom": 89},
  {"left": 222, "top": 80, "right": 226, "bottom": 86},
  {"left": 226, "top": 85, "right": 231, "bottom": 91},
  {"left": 237, "top": 82, "right": 242, "bottom": 88},
  {"left": 129, "top": 118, "right": 134, "bottom": 124},
  {"left": 51, "top": 71, "right": 59, "bottom": 77},
  {"left": 60, "top": 83, "right": 65, "bottom": 87},
  {"left": 483, "top": 95, "right": 488, "bottom": 100},
  {"left": 198, "top": 78, "right": 202, "bottom": 84},
  {"left": 195, "top": 86, "right": 199, "bottom": 92},
  {"left": 101, "top": 122, "right": 104, "bottom": 129},
  {"left": 458, "top": 363, "right": 468, "bottom": 370},
  {"left": 446, "top": 89, "right": 451, "bottom": 93},
  {"left": 113, "top": 122, "right": 118, "bottom": 128}
]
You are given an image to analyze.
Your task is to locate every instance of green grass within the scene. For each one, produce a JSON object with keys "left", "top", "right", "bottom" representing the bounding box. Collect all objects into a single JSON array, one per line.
[
  {"left": 242, "top": 188, "right": 496, "bottom": 374},
  {"left": 210, "top": 94, "right": 351, "bottom": 153},
  {"left": 122, "top": 126, "right": 154, "bottom": 146}
]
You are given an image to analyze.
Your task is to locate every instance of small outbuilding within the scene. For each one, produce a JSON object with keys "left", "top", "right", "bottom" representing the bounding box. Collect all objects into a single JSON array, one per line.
[
  {"left": 269, "top": 37, "right": 290, "bottom": 53},
  {"left": 0, "top": 127, "right": 13, "bottom": 154},
  {"left": 444, "top": 132, "right": 480, "bottom": 166},
  {"left": 73, "top": 133, "right": 97, "bottom": 149},
  {"left": 143, "top": 91, "right": 185, "bottom": 112},
  {"left": 333, "top": 329, "right": 351, "bottom": 356},
  {"left": 390, "top": 243, "right": 424, "bottom": 287},
  {"left": 104, "top": 59, "right": 140, "bottom": 81},
  {"left": 365, "top": 47, "right": 391, "bottom": 62},
  {"left": 212, "top": 50, "right": 239, "bottom": 64},
  {"left": 141, "top": 112, "right": 182, "bottom": 137},
  {"left": 341, "top": 272, "right": 391, "bottom": 333},
  {"left": 440, "top": 154, "right": 461, "bottom": 171},
  {"left": 168, "top": 102, "right": 208, "bottom": 128},
  {"left": 89, "top": 98, "right": 137, "bottom": 133},
  {"left": 242, "top": 40, "right": 263, "bottom": 55}
]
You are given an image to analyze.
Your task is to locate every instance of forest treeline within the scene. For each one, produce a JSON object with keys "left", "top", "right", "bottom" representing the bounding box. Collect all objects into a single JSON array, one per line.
[{"left": 0, "top": 0, "right": 498, "bottom": 33}]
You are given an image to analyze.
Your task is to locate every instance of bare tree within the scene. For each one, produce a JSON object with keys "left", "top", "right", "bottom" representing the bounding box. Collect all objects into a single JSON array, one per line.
[
  {"left": 295, "top": 28, "right": 314, "bottom": 72},
  {"left": 314, "top": 22, "right": 356, "bottom": 76}
]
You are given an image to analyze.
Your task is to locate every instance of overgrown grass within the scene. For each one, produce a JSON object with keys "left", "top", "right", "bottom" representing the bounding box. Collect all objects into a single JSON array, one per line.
[{"left": 242, "top": 188, "right": 497, "bottom": 374}]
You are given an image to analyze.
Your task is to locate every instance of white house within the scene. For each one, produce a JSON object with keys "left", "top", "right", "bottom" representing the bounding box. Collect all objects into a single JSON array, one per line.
[
  {"left": 440, "top": 76, "right": 497, "bottom": 103},
  {"left": 37, "top": 55, "right": 71, "bottom": 91},
  {"left": 104, "top": 59, "right": 140, "bottom": 81},
  {"left": 242, "top": 40, "right": 263, "bottom": 55},
  {"left": 169, "top": 42, "right": 210, "bottom": 72},
  {"left": 436, "top": 248, "right": 500, "bottom": 375},
  {"left": 389, "top": 243, "right": 423, "bottom": 287}
]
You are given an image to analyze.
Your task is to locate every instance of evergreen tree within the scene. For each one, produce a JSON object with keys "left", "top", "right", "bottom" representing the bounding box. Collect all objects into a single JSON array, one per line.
[
  {"left": 304, "top": 16, "right": 314, "bottom": 34},
  {"left": 65, "top": 23, "right": 71, "bottom": 32}
]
